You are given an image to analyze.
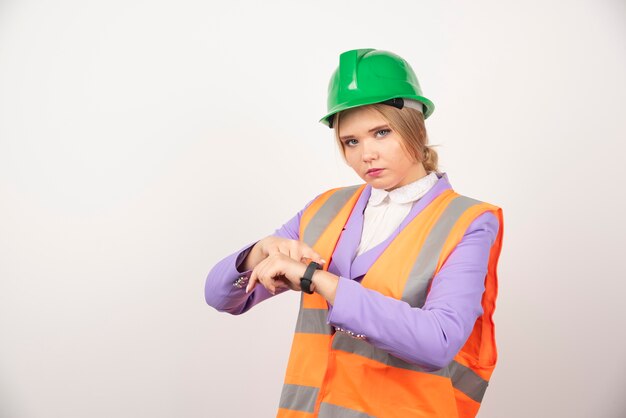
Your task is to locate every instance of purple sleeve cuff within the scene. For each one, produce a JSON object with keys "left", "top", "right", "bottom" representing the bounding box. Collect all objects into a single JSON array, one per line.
[
  {"left": 326, "top": 276, "right": 350, "bottom": 322},
  {"left": 235, "top": 242, "right": 256, "bottom": 274},
  {"left": 327, "top": 211, "right": 500, "bottom": 370},
  {"left": 204, "top": 242, "right": 274, "bottom": 315}
]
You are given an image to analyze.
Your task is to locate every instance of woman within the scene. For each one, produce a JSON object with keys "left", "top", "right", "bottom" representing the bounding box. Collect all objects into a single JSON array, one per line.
[{"left": 205, "top": 48, "right": 504, "bottom": 418}]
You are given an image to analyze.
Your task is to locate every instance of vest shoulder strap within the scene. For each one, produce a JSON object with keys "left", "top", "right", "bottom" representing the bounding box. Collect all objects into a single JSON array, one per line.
[{"left": 300, "top": 184, "right": 365, "bottom": 248}]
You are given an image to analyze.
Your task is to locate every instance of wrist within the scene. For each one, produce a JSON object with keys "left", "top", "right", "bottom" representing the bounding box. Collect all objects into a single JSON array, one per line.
[
  {"left": 310, "top": 270, "right": 339, "bottom": 305},
  {"left": 258, "top": 236, "right": 270, "bottom": 256}
]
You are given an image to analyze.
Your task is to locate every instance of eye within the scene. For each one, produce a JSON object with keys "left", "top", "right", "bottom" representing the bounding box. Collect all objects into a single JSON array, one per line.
[
  {"left": 375, "top": 129, "right": 391, "bottom": 138},
  {"left": 343, "top": 138, "right": 359, "bottom": 147}
]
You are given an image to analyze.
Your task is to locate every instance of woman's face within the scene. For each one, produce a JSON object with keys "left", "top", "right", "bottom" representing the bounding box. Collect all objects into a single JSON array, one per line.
[{"left": 338, "top": 106, "right": 424, "bottom": 191}]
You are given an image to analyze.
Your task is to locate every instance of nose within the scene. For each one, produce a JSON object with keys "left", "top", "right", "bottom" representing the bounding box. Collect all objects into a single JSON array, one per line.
[{"left": 361, "top": 140, "right": 378, "bottom": 162}]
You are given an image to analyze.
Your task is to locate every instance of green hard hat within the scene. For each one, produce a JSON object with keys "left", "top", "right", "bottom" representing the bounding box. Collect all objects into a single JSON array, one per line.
[{"left": 320, "top": 49, "right": 435, "bottom": 127}]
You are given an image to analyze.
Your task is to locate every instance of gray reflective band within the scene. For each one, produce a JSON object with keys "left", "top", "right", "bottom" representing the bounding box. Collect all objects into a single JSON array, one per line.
[
  {"left": 279, "top": 384, "right": 319, "bottom": 413},
  {"left": 302, "top": 185, "right": 362, "bottom": 247},
  {"left": 319, "top": 402, "right": 375, "bottom": 418},
  {"left": 402, "top": 195, "right": 482, "bottom": 308},
  {"left": 332, "top": 333, "right": 488, "bottom": 402},
  {"left": 331, "top": 333, "right": 449, "bottom": 377},
  {"left": 295, "top": 308, "right": 332, "bottom": 335},
  {"left": 449, "top": 361, "right": 489, "bottom": 403}
]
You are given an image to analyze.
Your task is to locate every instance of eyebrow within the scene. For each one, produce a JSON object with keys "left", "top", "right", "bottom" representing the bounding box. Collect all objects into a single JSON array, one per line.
[{"left": 339, "top": 125, "right": 390, "bottom": 140}]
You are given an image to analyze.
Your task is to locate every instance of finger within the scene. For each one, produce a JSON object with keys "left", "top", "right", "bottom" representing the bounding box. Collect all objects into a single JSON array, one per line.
[
  {"left": 247, "top": 256, "right": 269, "bottom": 293},
  {"left": 277, "top": 242, "right": 290, "bottom": 255},
  {"left": 289, "top": 244, "right": 303, "bottom": 264},
  {"left": 265, "top": 261, "right": 285, "bottom": 295},
  {"left": 301, "top": 248, "right": 325, "bottom": 265},
  {"left": 261, "top": 255, "right": 290, "bottom": 294},
  {"left": 255, "top": 258, "right": 277, "bottom": 295},
  {"left": 262, "top": 268, "right": 277, "bottom": 294},
  {"left": 246, "top": 271, "right": 257, "bottom": 294},
  {"left": 272, "top": 277, "right": 289, "bottom": 291},
  {"left": 260, "top": 273, "right": 276, "bottom": 295},
  {"left": 261, "top": 235, "right": 278, "bottom": 256},
  {"left": 264, "top": 238, "right": 285, "bottom": 257},
  {"left": 296, "top": 241, "right": 323, "bottom": 263}
]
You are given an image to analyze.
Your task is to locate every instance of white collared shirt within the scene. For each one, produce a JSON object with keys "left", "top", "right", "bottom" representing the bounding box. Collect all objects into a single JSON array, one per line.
[{"left": 355, "top": 172, "right": 439, "bottom": 257}]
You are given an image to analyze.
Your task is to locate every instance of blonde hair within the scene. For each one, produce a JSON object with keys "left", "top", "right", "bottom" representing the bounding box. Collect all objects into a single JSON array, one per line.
[{"left": 333, "top": 103, "right": 439, "bottom": 174}]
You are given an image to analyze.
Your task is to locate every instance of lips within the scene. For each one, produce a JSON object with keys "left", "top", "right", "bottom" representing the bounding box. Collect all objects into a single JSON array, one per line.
[{"left": 366, "top": 168, "right": 384, "bottom": 177}]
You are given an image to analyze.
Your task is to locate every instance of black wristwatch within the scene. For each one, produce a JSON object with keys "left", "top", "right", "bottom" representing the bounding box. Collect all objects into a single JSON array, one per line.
[{"left": 300, "top": 261, "right": 321, "bottom": 294}]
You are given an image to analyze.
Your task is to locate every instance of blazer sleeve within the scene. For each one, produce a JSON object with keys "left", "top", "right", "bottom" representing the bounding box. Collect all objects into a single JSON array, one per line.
[
  {"left": 327, "top": 211, "right": 500, "bottom": 370},
  {"left": 204, "top": 197, "right": 314, "bottom": 315}
]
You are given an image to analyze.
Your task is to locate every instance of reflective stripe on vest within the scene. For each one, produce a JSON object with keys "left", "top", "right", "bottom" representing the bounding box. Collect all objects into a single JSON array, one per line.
[
  {"left": 278, "top": 185, "right": 503, "bottom": 418},
  {"left": 301, "top": 185, "right": 364, "bottom": 251}
]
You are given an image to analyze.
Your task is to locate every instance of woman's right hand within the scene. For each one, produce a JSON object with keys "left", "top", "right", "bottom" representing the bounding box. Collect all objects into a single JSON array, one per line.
[{"left": 258, "top": 236, "right": 325, "bottom": 265}]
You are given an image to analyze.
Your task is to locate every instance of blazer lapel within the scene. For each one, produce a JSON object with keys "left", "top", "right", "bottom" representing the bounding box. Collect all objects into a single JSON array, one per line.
[{"left": 328, "top": 185, "right": 370, "bottom": 279}]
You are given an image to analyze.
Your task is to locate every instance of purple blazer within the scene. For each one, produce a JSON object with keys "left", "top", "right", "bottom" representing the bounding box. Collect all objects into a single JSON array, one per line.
[{"left": 205, "top": 172, "right": 500, "bottom": 370}]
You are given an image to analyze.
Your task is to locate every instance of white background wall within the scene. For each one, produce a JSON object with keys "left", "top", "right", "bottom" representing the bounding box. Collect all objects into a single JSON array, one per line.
[{"left": 1, "top": 1, "right": 625, "bottom": 417}]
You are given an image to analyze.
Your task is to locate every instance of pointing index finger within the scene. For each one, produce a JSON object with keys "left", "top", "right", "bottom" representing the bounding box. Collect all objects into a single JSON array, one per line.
[{"left": 246, "top": 271, "right": 257, "bottom": 294}]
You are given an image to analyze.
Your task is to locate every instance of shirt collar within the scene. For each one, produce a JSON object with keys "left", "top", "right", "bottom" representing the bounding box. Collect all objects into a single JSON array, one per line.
[{"left": 368, "top": 171, "right": 440, "bottom": 206}]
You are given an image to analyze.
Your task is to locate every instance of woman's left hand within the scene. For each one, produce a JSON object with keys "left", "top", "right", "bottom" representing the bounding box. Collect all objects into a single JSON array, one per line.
[{"left": 246, "top": 253, "right": 307, "bottom": 294}]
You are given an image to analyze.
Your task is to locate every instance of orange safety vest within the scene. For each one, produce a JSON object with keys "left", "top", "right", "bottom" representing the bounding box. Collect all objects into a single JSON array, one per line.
[{"left": 277, "top": 184, "right": 504, "bottom": 418}]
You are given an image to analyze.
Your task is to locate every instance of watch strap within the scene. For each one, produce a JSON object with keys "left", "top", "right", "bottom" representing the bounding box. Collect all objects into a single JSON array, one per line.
[{"left": 300, "top": 261, "right": 321, "bottom": 294}]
